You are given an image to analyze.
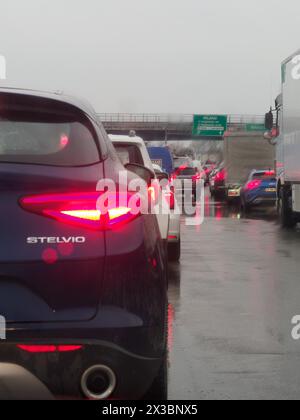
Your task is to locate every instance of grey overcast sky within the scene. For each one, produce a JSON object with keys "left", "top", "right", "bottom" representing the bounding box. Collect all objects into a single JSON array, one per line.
[{"left": 0, "top": 0, "right": 299, "bottom": 115}]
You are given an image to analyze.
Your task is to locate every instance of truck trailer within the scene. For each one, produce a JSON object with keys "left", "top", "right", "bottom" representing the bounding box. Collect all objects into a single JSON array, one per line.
[{"left": 271, "top": 50, "right": 300, "bottom": 227}]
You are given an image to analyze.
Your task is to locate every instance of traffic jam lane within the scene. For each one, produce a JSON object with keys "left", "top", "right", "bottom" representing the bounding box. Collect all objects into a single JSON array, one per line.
[{"left": 168, "top": 191, "right": 300, "bottom": 400}]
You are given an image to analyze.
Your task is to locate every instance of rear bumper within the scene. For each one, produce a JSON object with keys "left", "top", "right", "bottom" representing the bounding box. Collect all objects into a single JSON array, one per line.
[
  {"left": 243, "top": 192, "right": 277, "bottom": 206},
  {"left": 168, "top": 213, "right": 180, "bottom": 243},
  {"left": 214, "top": 182, "right": 226, "bottom": 190},
  {"left": 246, "top": 196, "right": 276, "bottom": 207},
  {"left": 214, "top": 185, "right": 227, "bottom": 195},
  {"left": 1, "top": 296, "right": 167, "bottom": 399},
  {"left": 0, "top": 337, "right": 163, "bottom": 399},
  {"left": 0, "top": 363, "right": 54, "bottom": 400}
]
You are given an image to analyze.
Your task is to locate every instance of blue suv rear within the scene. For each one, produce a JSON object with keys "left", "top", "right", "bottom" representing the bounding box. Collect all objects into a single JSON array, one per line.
[{"left": 240, "top": 170, "right": 276, "bottom": 211}]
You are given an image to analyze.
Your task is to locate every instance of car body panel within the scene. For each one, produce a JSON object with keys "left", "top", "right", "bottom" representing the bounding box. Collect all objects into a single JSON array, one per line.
[
  {"left": 168, "top": 213, "right": 181, "bottom": 243},
  {"left": 152, "top": 164, "right": 181, "bottom": 245},
  {"left": 109, "top": 135, "right": 170, "bottom": 242},
  {"left": 209, "top": 167, "right": 226, "bottom": 196}
]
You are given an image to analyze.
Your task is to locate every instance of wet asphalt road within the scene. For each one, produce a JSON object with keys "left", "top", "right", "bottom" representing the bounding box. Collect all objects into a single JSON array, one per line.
[{"left": 168, "top": 190, "right": 300, "bottom": 400}]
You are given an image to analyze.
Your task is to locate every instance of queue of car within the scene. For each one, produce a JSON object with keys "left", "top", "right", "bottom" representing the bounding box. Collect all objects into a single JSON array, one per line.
[
  {"left": 152, "top": 164, "right": 181, "bottom": 261},
  {"left": 205, "top": 129, "right": 277, "bottom": 213},
  {"left": 109, "top": 135, "right": 181, "bottom": 262},
  {"left": 0, "top": 87, "right": 283, "bottom": 401},
  {"left": 208, "top": 163, "right": 277, "bottom": 214}
]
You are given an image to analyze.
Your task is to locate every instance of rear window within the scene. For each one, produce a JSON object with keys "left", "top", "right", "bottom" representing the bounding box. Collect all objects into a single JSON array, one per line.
[
  {"left": 174, "top": 158, "right": 191, "bottom": 167},
  {"left": 252, "top": 171, "right": 275, "bottom": 180},
  {"left": 176, "top": 167, "right": 196, "bottom": 176},
  {"left": 0, "top": 93, "right": 100, "bottom": 166},
  {"left": 114, "top": 143, "right": 144, "bottom": 166}
]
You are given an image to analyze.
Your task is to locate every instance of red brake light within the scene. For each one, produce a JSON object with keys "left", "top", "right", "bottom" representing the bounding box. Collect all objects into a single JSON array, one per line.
[
  {"left": 108, "top": 207, "right": 132, "bottom": 221},
  {"left": 20, "top": 192, "right": 139, "bottom": 230},
  {"left": 165, "top": 188, "right": 175, "bottom": 210},
  {"left": 179, "top": 165, "right": 187, "bottom": 171},
  {"left": 17, "top": 345, "right": 83, "bottom": 353},
  {"left": 60, "top": 134, "right": 69, "bottom": 149},
  {"left": 264, "top": 170, "right": 275, "bottom": 176},
  {"left": 245, "top": 179, "right": 262, "bottom": 190},
  {"left": 148, "top": 186, "right": 155, "bottom": 201},
  {"left": 215, "top": 170, "right": 226, "bottom": 182},
  {"left": 149, "top": 179, "right": 161, "bottom": 206},
  {"left": 59, "top": 210, "right": 101, "bottom": 221}
]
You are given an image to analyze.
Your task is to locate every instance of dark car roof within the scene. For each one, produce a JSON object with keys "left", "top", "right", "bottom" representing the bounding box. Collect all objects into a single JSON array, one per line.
[
  {"left": 0, "top": 87, "right": 99, "bottom": 122},
  {"left": 251, "top": 169, "right": 273, "bottom": 175}
]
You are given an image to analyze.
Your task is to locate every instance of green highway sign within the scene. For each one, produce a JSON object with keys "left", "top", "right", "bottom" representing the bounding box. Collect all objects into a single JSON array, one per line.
[
  {"left": 193, "top": 115, "right": 228, "bottom": 137},
  {"left": 245, "top": 123, "right": 266, "bottom": 132}
]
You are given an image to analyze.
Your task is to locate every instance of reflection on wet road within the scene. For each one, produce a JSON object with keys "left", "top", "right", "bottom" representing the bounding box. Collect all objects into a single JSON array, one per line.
[{"left": 168, "top": 189, "right": 300, "bottom": 400}]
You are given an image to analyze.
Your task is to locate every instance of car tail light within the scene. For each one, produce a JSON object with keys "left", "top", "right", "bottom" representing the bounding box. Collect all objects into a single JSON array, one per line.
[
  {"left": 148, "top": 186, "right": 157, "bottom": 205},
  {"left": 179, "top": 165, "right": 187, "bottom": 171},
  {"left": 174, "top": 165, "right": 188, "bottom": 178},
  {"left": 20, "top": 192, "right": 139, "bottom": 230},
  {"left": 60, "top": 134, "right": 70, "bottom": 149},
  {"left": 245, "top": 179, "right": 262, "bottom": 190},
  {"left": 17, "top": 345, "right": 83, "bottom": 353},
  {"left": 165, "top": 187, "right": 175, "bottom": 210},
  {"left": 149, "top": 178, "right": 161, "bottom": 206},
  {"left": 215, "top": 170, "right": 226, "bottom": 182},
  {"left": 264, "top": 170, "right": 275, "bottom": 176},
  {"left": 192, "top": 173, "right": 201, "bottom": 182}
]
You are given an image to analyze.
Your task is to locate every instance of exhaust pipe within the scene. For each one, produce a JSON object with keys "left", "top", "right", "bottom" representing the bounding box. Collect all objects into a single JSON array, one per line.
[{"left": 81, "top": 365, "right": 117, "bottom": 400}]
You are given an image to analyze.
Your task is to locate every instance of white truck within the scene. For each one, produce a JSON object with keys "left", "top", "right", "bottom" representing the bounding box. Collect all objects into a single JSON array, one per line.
[{"left": 270, "top": 50, "right": 300, "bottom": 227}]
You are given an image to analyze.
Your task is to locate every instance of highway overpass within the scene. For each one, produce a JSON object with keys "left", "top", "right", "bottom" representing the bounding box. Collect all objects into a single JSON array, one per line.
[{"left": 98, "top": 113, "right": 266, "bottom": 141}]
